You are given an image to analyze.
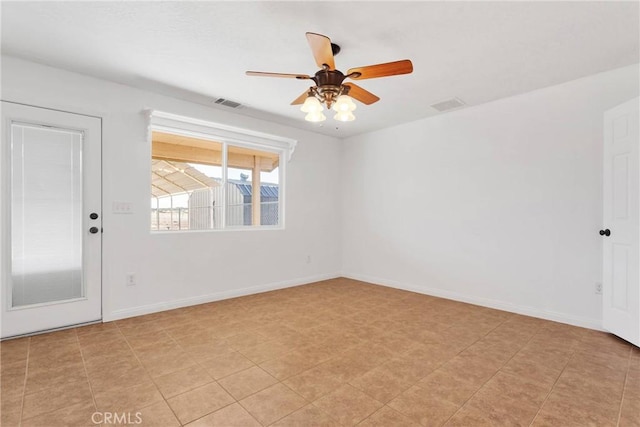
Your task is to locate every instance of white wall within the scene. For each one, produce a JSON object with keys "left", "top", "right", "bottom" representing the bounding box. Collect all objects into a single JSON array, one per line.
[
  {"left": 341, "top": 64, "right": 640, "bottom": 329},
  {"left": 4, "top": 55, "right": 638, "bottom": 330},
  {"left": 1, "top": 56, "right": 342, "bottom": 321}
]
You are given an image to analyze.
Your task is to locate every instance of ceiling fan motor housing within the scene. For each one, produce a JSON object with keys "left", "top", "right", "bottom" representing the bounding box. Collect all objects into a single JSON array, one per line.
[{"left": 313, "top": 69, "right": 349, "bottom": 108}]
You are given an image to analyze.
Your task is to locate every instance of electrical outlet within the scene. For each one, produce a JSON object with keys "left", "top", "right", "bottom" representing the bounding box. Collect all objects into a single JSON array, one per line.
[
  {"left": 126, "top": 273, "right": 136, "bottom": 287},
  {"left": 595, "top": 283, "right": 602, "bottom": 294}
]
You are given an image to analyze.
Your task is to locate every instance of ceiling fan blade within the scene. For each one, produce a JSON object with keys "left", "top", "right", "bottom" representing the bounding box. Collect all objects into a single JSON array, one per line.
[
  {"left": 343, "top": 83, "right": 380, "bottom": 105},
  {"left": 306, "top": 32, "right": 335, "bottom": 70},
  {"left": 291, "top": 90, "right": 311, "bottom": 105},
  {"left": 347, "top": 59, "right": 413, "bottom": 80},
  {"left": 246, "top": 71, "right": 311, "bottom": 79}
]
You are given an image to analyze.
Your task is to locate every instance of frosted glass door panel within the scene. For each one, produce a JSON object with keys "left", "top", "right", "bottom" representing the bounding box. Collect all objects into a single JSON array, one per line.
[{"left": 11, "top": 124, "right": 83, "bottom": 307}]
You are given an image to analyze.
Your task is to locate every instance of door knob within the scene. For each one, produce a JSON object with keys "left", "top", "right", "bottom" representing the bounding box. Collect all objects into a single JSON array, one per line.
[
  {"left": 599, "top": 229, "right": 611, "bottom": 236},
  {"left": 89, "top": 227, "right": 99, "bottom": 234},
  {"left": 90, "top": 213, "right": 99, "bottom": 220}
]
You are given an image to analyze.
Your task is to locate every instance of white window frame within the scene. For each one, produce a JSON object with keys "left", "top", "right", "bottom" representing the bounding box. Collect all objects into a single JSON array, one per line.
[{"left": 148, "top": 110, "right": 297, "bottom": 232}]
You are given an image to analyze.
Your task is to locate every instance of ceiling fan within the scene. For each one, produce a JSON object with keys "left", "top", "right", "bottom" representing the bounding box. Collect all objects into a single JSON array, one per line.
[{"left": 246, "top": 32, "right": 413, "bottom": 122}]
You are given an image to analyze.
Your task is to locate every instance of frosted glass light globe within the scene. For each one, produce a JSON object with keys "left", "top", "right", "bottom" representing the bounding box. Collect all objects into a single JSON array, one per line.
[
  {"left": 305, "top": 111, "right": 327, "bottom": 122},
  {"left": 301, "top": 96, "right": 323, "bottom": 113},
  {"left": 332, "top": 95, "right": 356, "bottom": 112},
  {"left": 334, "top": 111, "right": 355, "bottom": 122}
]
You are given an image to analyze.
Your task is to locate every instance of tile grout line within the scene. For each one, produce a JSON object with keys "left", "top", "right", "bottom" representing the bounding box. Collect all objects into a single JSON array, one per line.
[
  {"left": 114, "top": 321, "right": 190, "bottom": 426},
  {"left": 187, "top": 323, "right": 296, "bottom": 426},
  {"left": 17, "top": 336, "right": 31, "bottom": 427},
  {"left": 442, "top": 317, "right": 546, "bottom": 426},
  {"left": 224, "top": 320, "right": 386, "bottom": 425},
  {"left": 357, "top": 341, "right": 449, "bottom": 423},
  {"left": 359, "top": 313, "right": 517, "bottom": 426},
  {"left": 227, "top": 336, "right": 322, "bottom": 425},
  {"left": 127, "top": 319, "right": 290, "bottom": 424},
  {"left": 17, "top": 321, "right": 294, "bottom": 425},
  {"left": 527, "top": 334, "right": 584, "bottom": 426},
  {"left": 19, "top": 333, "right": 97, "bottom": 424},
  {"left": 14, "top": 327, "right": 255, "bottom": 425},
  {"left": 239, "top": 375, "right": 317, "bottom": 427},
  {"left": 162, "top": 322, "right": 267, "bottom": 425},
  {"left": 436, "top": 318, "right": 520, "bottom": 423},
  {"left": 76, "top": 328, "right": 100, "bottom": 418},
  {"left": 186, "top": 323, "right": 318, "bottom": 425},
  {"left": 614, "top": 346, "right": 633, "bottom": 427},
  {"left": 119, "top": 320, "right": 283, "bottom": 424}
]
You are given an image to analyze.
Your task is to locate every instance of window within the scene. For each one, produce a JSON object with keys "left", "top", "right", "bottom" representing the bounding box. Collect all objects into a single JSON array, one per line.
[{"left": 148, "top": 111, "right": 296, "bottom": 231}]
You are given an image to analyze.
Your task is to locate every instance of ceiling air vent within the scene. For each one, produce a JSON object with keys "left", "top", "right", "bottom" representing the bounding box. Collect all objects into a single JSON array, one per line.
[
  {"left": 431, "top": 97, "right": 465, "bottom": 112},
  {"left": 213, "top": 98, "right": 243, "bottom": 109}
]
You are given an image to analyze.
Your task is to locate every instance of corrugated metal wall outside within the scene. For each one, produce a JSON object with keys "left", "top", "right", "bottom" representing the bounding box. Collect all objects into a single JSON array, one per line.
[{"left": 153, "top": 182, "right": 279, "bottom": 230}]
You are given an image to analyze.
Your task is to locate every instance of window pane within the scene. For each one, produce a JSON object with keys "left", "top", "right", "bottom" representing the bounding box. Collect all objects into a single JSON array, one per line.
[
  {"left": 226, "top": 167, "right": 252, "bottom": 226},
  {"left": 151, "top": 132, "right": 223, "bottom": 230},
  {"left": 226, "top": 145, "right": 280, "bottom": 227},
  {"left": 150, "top": 129, "right": 283, "bottom": 231},
  {"left": 261, "top": 167, "right": 279, "bottom": 226}
]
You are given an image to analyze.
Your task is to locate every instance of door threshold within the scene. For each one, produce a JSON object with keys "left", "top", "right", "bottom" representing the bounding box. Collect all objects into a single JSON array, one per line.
[{"left": 1, "top": 319, "right": 103, "bottom": 341}]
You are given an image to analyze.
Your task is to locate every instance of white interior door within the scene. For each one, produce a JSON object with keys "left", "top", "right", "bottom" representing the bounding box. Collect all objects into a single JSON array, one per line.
[
  {"left": 1, "top": 102, "right": 102, "bottom": 338},
  {"left": 602, "top": 97, "right": 639, "bottom": 347}
]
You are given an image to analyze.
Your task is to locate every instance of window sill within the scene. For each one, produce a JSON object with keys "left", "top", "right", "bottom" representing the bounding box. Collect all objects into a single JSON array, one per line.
[{"left": 150, "top": 225, "right": 285, "bottom": 235}]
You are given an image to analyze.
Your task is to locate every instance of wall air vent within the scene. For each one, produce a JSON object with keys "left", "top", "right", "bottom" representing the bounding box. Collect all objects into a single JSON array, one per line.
[
  {"left": 431, "top": 97, "right": 466, "bottom": 112},
  {"left": 213, "top": 98, "right": 243, "bottom": 109}
]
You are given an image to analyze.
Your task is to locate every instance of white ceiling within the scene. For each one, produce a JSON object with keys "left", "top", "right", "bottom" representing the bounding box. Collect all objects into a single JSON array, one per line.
[{"left": 2, "top": 1, "right": 638, "bottom": 138}]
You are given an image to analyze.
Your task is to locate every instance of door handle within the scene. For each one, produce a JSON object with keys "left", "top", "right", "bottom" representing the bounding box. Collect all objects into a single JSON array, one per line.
[
  {"left": 89, "top": 227, "right": 100, "bottom": 234},
  {"left": 599, "top": 229, "right": 611, "bottom": 236}
]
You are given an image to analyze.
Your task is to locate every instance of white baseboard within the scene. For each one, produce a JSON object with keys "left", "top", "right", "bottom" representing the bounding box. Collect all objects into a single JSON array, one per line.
[
  {"left": 104, "top": 271, "right": 604, "bottom": 331},
  {"left": 342, "top": 272, "right": 604, "bottom": 331},
  {"left": 103, "top": 273, "right": 341, "bottom": 322}
]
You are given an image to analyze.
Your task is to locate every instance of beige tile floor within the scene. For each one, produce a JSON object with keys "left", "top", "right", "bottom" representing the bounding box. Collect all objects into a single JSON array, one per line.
[{"left": 1, "top": 278, "right": 639, "bottom": 426}]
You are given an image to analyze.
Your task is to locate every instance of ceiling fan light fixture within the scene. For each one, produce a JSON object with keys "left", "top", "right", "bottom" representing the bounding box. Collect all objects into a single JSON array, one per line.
[
  {"left": 247, "top": 32, "right": 413, "bottom": 125},
  {"left": 332, "top": 94, "right": 357, "bottom": 112},
  {"left": 301, "top": 95, "right": 323, "bottom": 113},
  {"left": 305, "top": 111, "right": 327, "bottom": 122},
  {"left": 334, "top": 111, "right": 355, "bottom": 122}
]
